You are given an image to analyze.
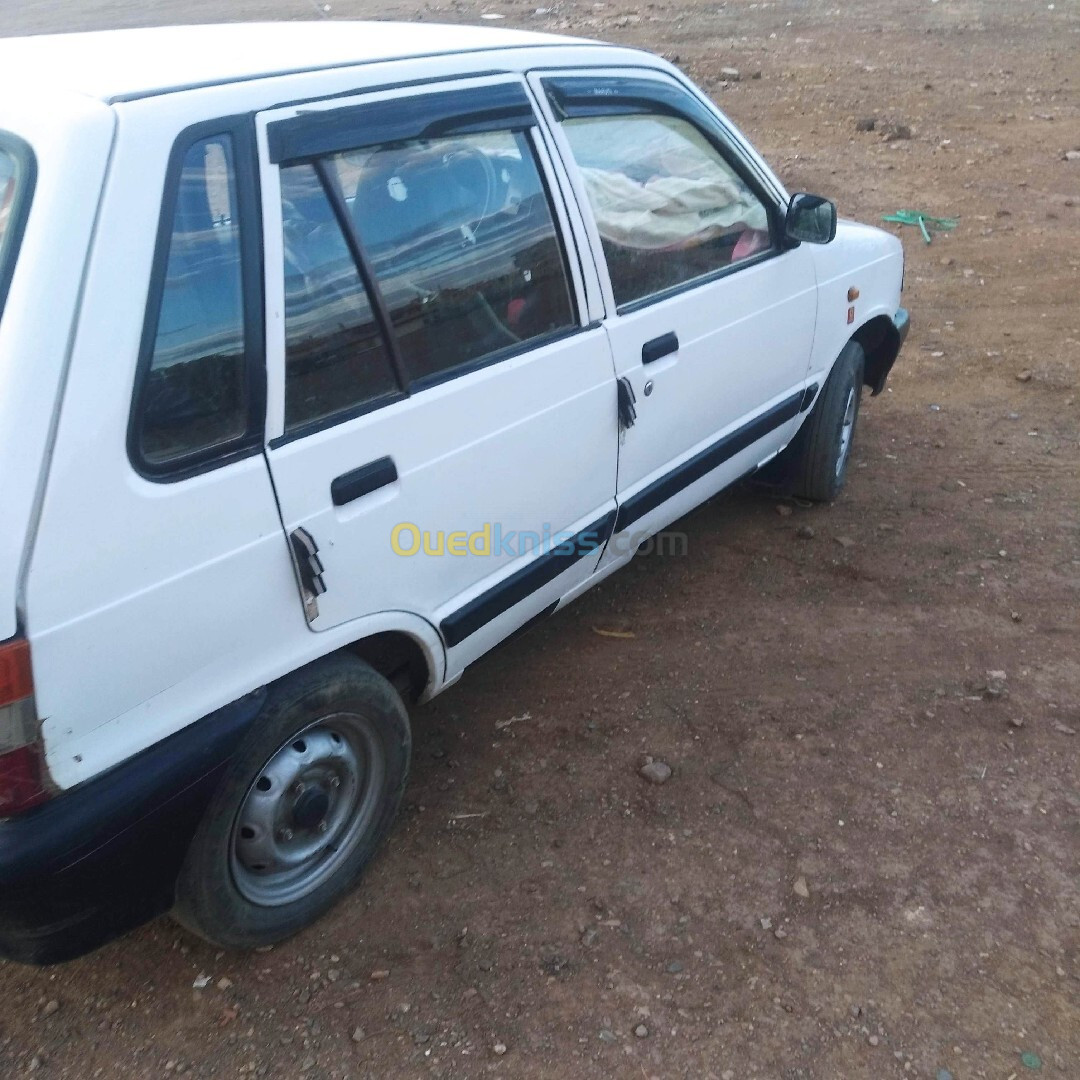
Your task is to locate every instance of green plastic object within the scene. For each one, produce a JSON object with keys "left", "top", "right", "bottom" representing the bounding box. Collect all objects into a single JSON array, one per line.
[
  {"left": 1021, "top": 1051, "right": 1043, "bottom": 1069},
  {"left": 881, "top": 209, "right": 958, "bottom": 244}
]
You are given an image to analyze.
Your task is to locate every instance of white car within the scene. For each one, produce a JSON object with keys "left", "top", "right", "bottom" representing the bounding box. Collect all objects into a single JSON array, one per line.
[{"left": 0, "top": 21, "right": 908, "bottom": 963}]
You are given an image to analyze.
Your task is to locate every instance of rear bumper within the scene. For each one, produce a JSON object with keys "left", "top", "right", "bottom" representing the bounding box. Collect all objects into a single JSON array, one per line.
[{"left": 0, "top": 692, "right": 262, "bottom": 965}]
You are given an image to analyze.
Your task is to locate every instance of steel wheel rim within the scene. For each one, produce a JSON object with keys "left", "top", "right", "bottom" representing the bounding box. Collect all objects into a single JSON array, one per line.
[
  {"left": 836, "top": 385, "right": 857, "bottom": 478},
  {"left": 230, "top": 713, "right": 385, "bottom": 907}
]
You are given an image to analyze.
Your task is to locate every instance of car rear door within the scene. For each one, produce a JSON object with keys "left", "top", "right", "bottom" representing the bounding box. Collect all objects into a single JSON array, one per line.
[
  {"left": 257, "top": 76, "right": 618, "bottom": 677},
  {"left": 530, "top": 69, "right": 819, "bottom": 564}
]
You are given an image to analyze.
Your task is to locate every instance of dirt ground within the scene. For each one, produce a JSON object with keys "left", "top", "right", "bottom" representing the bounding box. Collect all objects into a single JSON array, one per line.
[{"left": 1, "top": 0, "right": 1078, "bottom": 1077}]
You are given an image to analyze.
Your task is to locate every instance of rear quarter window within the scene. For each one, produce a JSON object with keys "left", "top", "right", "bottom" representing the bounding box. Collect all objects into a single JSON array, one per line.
[
  {"left": 128, "top": 119, "right": 265, "bottom": 480},
  {"left": 0, "top": 135, "right": 36, "bottom": 323}
]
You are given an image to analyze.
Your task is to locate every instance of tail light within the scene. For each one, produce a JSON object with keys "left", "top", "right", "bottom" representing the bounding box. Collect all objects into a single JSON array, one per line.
[{"left": 0, "top": 636, "right": 50, "bottom": 817}]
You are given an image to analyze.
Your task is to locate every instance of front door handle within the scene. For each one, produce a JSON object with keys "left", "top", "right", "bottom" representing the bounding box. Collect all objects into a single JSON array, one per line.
[
  {"left": 331, "top": 456, "right": 398, "bottom": 506},
  {"left": 641, "top": 331, "right": 679, "bottom": 364}
]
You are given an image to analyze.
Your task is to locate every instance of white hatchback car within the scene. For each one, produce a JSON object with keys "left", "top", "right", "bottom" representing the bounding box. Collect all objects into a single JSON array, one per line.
[{"left": 0, "top": 22, "right": 908, "bottom": 963}]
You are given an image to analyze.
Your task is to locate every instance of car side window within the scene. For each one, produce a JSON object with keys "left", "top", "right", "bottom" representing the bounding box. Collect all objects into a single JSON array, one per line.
[
  {"left": 550, "top": 91, "right": 775, "bottom": 309},
  {"left": 134, "top": 134, "right": 250, "bottom": 469},
  {"left": 317, "top": 129, "right": 576, "bottom": 388},
  {"left": 280, "top": 162, "right": 399, "bottom": 433}
]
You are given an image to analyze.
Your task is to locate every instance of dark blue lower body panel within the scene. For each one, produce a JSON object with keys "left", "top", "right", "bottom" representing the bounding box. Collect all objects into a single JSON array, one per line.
[{"left": 0, "top": 691, "right": 263, "bottom": 964}]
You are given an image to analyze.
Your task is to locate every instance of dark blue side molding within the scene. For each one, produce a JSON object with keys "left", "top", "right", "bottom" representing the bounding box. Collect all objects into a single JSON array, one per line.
[
  {"left": 0, "top": 691, "right": 264, "bottom": 964},
  {"left": 440, "top": 510, "right": 616, "bottom": 647},
  {"left": 614, "top": 390, "right": 804, "bottom": 533}
]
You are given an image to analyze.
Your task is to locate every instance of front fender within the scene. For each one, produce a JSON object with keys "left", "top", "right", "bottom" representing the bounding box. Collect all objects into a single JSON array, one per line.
[{"left": 806, "top": 220, "right": 905, "bottom": 390}]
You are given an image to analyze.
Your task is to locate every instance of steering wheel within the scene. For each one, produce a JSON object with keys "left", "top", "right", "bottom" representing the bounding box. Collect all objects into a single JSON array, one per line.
[{"left": 442, "top": 145, "right": 500, "bottom": 233}]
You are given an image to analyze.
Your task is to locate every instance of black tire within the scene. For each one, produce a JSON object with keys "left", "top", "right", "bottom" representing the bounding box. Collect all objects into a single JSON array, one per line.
[
  {"left": 173, "top": 654, "right": 411, "bottom": 949},
  {"left": 789, "top": 341, "right": 865, "bottom": 502}
]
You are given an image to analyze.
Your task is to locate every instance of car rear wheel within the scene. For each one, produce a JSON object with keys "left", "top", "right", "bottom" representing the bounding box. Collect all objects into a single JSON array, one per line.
[
  {"left": 173, "top": 654, "right": 410, "bottom": 949},
  {"left": 788, "top": 340, "right": 865, "bottom": 502}
]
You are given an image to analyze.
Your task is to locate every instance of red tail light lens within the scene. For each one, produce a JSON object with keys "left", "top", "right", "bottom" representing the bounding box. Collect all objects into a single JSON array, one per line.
[
  {"left": 0, "top": 744, "right": 48, "bottom": 815},
  {"left": 0, "top": 636, "right": 49, "bottom": 817},
  {"left": 0, "top": 637, "right": 32, "bottom": 703}
]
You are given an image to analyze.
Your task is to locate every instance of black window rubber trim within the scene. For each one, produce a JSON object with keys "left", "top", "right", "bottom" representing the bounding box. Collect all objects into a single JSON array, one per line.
[
  {"left": 440, "top": 509, "right": 616, "bottom": 647},
  {"left": 267, "top": 81, "right": 536, "bottom": 164},
  {"left": 127, "top": 115, "right": 267, "bottom": 483},
  {"left": 0, "top": 130, "right": 36, "bottom": 328},
  {"left": 613, "top": 390, "right": 804, "bottom": 533}
]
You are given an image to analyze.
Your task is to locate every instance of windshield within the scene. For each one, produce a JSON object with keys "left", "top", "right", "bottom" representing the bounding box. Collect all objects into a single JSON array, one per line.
[{"left": 0, "top": 137, "right": 33, "bottom": 321}]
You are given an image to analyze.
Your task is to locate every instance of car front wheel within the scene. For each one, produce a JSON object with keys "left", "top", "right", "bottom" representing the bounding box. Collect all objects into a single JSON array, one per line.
[
  {"left": 789, "top": 340, "right": 865, "bottom": 502},
  {"left": 173, "top": 654, "right": 411, "bottom": 949}
]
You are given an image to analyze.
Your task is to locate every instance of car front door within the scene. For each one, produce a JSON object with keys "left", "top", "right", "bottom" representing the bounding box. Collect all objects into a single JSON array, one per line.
[
  {"left": 531, "top": 70, "right": 818, "bottom": 563},
  {"left": 257, "top": 76, "right": 617, "bottom": 676}
]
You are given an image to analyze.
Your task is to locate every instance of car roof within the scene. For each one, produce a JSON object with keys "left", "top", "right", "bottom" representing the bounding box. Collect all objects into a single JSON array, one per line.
[{"left": 0, "top": 21, "right": 592, "bottom": 104}]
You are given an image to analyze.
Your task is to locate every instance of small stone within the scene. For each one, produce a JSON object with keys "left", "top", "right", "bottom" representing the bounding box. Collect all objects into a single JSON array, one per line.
[
  {"left": 869, "top": 1034, "right": 880, "bottom": 1047},
  {"left": 774, "top": 927, "right": 788, "bottom": 939},
  {"left": 639, "top": 760, "right": 672, "bottom": 785},
  {"left": 833, "top": 536, "right": 855, "bottom": 550},
  {"left": 42, "top": 1000, "right": 60, "bottom": 1017},
  {"left": 1008, "top": 716, "right": 1025, "bottom": 729},
  {"left": 937, "top": 1070, "right": 954, "bottom": 1080},
  {"left": 1015, "top": 369, "right": 1033, "bottom": 382},
  {"left": 719, "top": 66, "right": 741, "bottom": 81},
  {"left": 722, "top": 1071, "right": 735, "bottom": 1080},
  {"left": 351, "top": 1027, "right": 366, "bottom": 1043},
  {"left": 493, "top": 1042, "right": 508, "bottom": 1055},
  {"left": 1052, "top": 721, "right": 1077, "bottom": 735},
  {"left": 666, "top": 960, "right": 684, "bottom": 974},
  {"left": 216, "top": 977, "right": 233, "bottom": 991},
  {"left": 855, "top": 117, "right": 876, "bottom": 132},
  {"left": 370, "top": 969, "right": 390, "bottom": 981},
  {"left": 795, "top": 524, "right": 815, "bottom": 540},
  {"left": 581, "top": 928, "right": 598, "bottom": 947},
  {"left": 1063, "top": 150, "right": 1080, "bottom": 162},
  {"left": 598, "top": 1029, "right": 617, "bottom": 1043},
  {"left": 793, "top": 876, "right": 810, "bottom": 899},
  {"left": 776, "top": 504, "right": 793, "bottom": 517},
  {"left": 1011, "top": 611, "right": 1022, "bottom": 622},
  {"left": 760, "top": 916, "right": 772, "bottom": 930},
  {"left": 192, "top": 974, "right": 212, "bottom": 990},
  {"left": 883, "top": 123, "right": 913, "bottom": 142},
  {"left": 634, "top": 1024, "right": 649, "bottom": 1038}
]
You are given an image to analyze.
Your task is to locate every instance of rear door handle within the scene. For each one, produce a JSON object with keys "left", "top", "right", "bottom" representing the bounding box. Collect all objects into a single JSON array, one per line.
[
  {"left": 641, "top": 332, "right": 679, "bottom": 364},
  {"left": 331, "top": 456, "right": 398, "bottom": 506}
]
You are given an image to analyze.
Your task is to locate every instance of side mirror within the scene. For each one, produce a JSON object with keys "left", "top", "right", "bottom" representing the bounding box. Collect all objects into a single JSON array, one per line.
[{"left": 785, "top": 192, "right": 837, "bottom": 245}]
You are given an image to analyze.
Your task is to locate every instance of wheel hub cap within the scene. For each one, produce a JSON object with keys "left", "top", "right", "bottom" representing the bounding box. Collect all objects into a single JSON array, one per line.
[
  {"left": 229, "top": 714, "right": 386, "bottom": 907},
  {"left": 836, "top": 386, "right": 857, "bottom": 478}
]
